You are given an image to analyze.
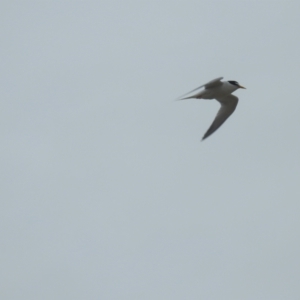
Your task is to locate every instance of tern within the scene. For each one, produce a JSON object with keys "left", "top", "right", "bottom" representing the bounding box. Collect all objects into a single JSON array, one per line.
[{"left": 178, "top": 77, "right": 246, "bottom": 140}]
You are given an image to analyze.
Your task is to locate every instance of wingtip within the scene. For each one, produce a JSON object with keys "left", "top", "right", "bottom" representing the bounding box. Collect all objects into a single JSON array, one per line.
[{"left": 202, "top": 133, "right": 209, "bottom": 141}]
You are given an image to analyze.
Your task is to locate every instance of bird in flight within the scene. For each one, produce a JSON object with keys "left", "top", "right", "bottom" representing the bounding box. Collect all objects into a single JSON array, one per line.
[{"left": 178, "top": 77, "right": 246, "bottom": 140}]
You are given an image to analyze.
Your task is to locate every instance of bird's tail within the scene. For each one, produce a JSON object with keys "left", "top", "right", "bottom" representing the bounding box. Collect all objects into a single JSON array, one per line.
[
  {"left": 180, "top": 96, "right": 194, "bottom": 100},
  {"left": 176, "top": 95, "right": 201, "bottom": 101}
]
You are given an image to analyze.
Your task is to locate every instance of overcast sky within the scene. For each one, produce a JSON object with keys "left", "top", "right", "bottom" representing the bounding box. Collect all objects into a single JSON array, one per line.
[{"left": 1, "top": 1, "right": 300, "bottom": 299}]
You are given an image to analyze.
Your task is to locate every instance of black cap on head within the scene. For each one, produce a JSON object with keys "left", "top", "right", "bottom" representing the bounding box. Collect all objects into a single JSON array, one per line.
[{"left": 228, "top": 80, "right": 239, "bottom": 86}]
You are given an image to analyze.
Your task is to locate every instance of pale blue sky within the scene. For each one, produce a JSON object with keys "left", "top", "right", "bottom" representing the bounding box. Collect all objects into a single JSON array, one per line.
[{"left": 1, "top": 1, "right": 300, "bottom": 299}]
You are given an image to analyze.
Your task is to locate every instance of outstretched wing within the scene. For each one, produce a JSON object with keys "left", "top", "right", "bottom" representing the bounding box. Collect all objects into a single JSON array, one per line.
[
  {"left": 202, "top": 77, "right": 224, "bottom": 89},
  {"left": 177, "top": 77, "right": 223, "bottom": 100},
  {"left": 202, "top": 95, "right": 238, "bottom": 140}
]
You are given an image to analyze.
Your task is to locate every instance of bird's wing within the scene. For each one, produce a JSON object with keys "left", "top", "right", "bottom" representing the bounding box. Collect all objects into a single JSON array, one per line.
[
  {"left": 202, "top": 77, "right": 224, "bottom": 89},
  {"left": 202, "top": 94, "right": 238, "bottom": 140},
  {"left": 177, "top": 77, "right": 223, "bottom": 100}
]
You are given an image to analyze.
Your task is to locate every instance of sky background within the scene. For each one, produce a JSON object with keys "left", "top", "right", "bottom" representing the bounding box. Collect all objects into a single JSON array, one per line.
[{"left": 1, "top": 1, "right": 300, "bottom": 299}]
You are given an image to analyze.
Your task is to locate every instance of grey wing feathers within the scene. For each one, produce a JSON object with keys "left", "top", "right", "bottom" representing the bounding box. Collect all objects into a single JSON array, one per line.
[
  {"left": 202, "top": 95, "right": 238, "bottom": 140},
  {"left": 177, "top": 77, "right": 223, "bottom": 100},
  {"left": 203, "top": 77, "right": 223, "bottom": 89}
]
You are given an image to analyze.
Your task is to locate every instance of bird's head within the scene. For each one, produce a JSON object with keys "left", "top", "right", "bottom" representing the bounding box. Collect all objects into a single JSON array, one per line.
[{"left": 228, "top": 80, "right": 246, "bottom": 89}]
